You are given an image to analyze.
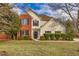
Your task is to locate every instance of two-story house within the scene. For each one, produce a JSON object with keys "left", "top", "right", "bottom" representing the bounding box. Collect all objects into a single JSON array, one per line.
[{"left": 18, "top": 9, "right": 66, "bottom": 40}]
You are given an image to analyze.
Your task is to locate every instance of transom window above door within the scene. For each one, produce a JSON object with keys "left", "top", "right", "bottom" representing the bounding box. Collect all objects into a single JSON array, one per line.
[
  {"left": 33, "top": 20, "right": 39, "bottom": 26},
  {"left": 21, "top": 19, "right": 29, "bottom": 25}
]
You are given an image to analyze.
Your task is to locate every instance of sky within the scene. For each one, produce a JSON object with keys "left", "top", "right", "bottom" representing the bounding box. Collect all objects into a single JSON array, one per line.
[
  {"left": 12, "top": 3, "right": 63, "bottom": 18},
  {"left": 11, "top": 3, "right": 77, "bottom": 20},
  {"left": 12, "top": 3, "right": 54, "bottom": 16}
]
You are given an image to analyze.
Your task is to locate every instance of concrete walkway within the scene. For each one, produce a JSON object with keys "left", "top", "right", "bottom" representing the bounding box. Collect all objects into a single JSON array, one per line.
[{"left": 74, "top": 38, "right": 79, "bottom": 41}]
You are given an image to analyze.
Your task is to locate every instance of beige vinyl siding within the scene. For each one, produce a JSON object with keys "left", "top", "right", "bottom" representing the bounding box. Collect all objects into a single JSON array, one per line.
[{"left": 40, "top": 19, "right": 65, "bottom": 36}]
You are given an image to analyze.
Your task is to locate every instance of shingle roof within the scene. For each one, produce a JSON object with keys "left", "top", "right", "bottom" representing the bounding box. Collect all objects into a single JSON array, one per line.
[
  {"left": 39, "top": 14, "right": 53, "bottom": 21},
  {"left": 27, "top": 8, "right": 53, "bottom": 21},
  {"left": 21, "top": 8, "right": 64, "bottom": 25}
]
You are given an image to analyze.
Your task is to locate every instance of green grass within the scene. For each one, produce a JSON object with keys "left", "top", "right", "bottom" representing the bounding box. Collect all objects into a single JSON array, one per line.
[{"left": 0, "top": 40, "right": 79, "bottom": 56}]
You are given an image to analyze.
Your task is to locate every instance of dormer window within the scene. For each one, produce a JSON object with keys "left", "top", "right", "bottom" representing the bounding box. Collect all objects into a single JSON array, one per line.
[
  {"left": 21, "top": 19, "right": 29, "bottom": 25},
  {"left": 33, "top": 20, "right": 39, "bottom": 26}
]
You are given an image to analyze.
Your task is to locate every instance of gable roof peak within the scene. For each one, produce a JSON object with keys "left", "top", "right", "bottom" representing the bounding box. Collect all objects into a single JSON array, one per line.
[
  {"left": 39, "top": 14, "right": 53, "bottom": 21},
  {"left": 27, "top": 8, "right": 33, "bottom": 12},
  {"left": 27, "top": 8, "right": 39, "bottom": 17}
]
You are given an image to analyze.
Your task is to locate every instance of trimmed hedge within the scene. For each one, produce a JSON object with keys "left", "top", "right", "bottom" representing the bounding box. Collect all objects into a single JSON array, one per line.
[
  {"left": 65, "top": 33, "right": 73, "bottom": 41},
  {"left": 19, "top": 36, "right": 29, "bottom": 40},
  {"left": 50, "top": 34, "right": 55, "bottom": 40},
  {"left": 61, "top": 33, "right": 66, "bottom": 40},
  {"left": 43, "top": 32, "right": 73, "bottom": 41},
  {"left": 40, "top": 36, "right": 46, "bottom": 40},
  {"left": 55, "top": 32, "right": 61, "bottom": 40},
  {"left": 44, "top": 33, "right": 51, "bottom": 40}
]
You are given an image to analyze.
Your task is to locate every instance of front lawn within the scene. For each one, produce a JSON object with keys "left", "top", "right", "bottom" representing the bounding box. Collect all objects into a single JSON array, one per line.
[{"left": 0, "top": 40, "right": 79, "bottom": 56}]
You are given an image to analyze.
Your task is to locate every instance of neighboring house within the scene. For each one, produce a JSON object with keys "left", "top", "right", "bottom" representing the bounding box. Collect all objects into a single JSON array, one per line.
[
  {"left": 0, "top": 31, "right": 8, "bottom": 40},
  {"left": 17, "top": 9, "right": 66, "bottom": 40}
]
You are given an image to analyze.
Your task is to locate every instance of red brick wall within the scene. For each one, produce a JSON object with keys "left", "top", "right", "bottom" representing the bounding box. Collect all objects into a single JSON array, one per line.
[
  {"left": 18, "top": 13, "right": 32, "bottom": 39},
  {"left": 0, "top": 34, "right": 8, "bottom": 40}
]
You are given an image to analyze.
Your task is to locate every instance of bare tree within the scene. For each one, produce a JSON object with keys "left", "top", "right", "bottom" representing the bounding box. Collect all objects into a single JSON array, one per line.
[
  {"left": 64, "top": 4, "right": 79, "bottom": 34},
  {"left": 48, "top": 3, "right": 79, "bottom": 33}
]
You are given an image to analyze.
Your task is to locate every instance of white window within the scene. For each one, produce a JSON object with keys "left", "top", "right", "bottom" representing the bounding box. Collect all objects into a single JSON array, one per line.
[
  {"left": 20, "top": 30, "right": 29, "bottom": 36},
  {"left": 21, "top": 19, "right": 29, "bottom": 25},
  {"left": 45, "top": 31, "right": 51, "bottom": 33},
  {"left": 33, "top": 20, "right": 39, "bottom": 26}
]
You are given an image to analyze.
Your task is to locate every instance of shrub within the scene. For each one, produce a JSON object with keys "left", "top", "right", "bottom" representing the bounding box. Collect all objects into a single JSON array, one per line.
[
  {"left": 61, "top": 33, "right": 66, "bottom": 40},
  {"left": 55, "top": 33, "right": 61, "bottom": 40},
  {"left": 23, "top": 36, "right": 29, "bottom": 40},
  {"left": 50, "top": 34, "right": 55, "bottom": 40},
  {"left": 44, "top": 33, "right": 50, "bottom": 40},
  {"left": 43, "top": 31, "right": 73, "bottom": 41},
  {"left": 19, "top": 36, "right": 29, "bottom": 40},
  {"left": 65, "top": 33, "right": 73, "bottom": 41},
  {"left": 55, "top": 31, "right": 61, "bottom": 40},
  {"left": 40, "top": 36, "right": 46, "bottom": 40}
]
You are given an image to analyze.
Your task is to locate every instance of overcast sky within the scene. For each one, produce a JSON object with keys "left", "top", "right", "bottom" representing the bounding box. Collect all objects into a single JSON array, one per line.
[{"left": 11, "top": 3, "right": 77, "bottom": 20}]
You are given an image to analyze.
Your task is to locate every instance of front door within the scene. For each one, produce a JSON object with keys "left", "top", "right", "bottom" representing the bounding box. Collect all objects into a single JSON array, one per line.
[{"left": 33, "top": 31, "right": 38, "bottom": 39}]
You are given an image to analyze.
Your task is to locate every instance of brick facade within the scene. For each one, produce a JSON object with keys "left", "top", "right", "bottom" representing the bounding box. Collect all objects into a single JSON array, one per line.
[
  {"left": 0, "top": 33, "right": 8, "bottom": 40},
  {"left": 17, "top": 13, "right": 32, "bottom": 39}
]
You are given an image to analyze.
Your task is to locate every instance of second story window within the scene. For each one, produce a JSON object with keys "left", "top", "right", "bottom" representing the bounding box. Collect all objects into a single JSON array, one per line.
[
  {"left": 33, "top": 20, "right": 39, "bottom": 26},
  {"left": 21, "top": 19, "right": 29, "bottom": 25}
]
